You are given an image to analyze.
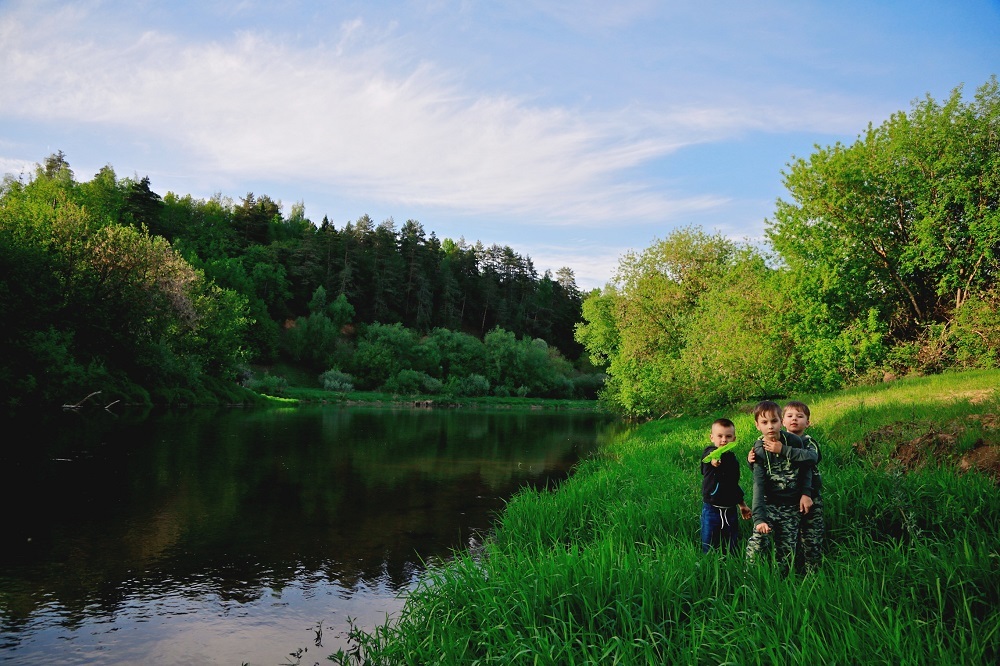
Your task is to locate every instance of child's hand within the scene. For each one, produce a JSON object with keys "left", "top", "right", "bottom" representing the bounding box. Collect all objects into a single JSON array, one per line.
[
  {"left": 747, "top": 449, "right": 756, "bottom": 464},
  {"left": 711, "top": 458, "right": 722, "bottom": 467},
  {"left": 762, "top": 439, "right": 783, "bottom": 454},
  {"left": 740, "top": 504, "right": 752, "bottom": 520},
  {"left": 754, "top": 522, "right": 771, "bottom": 534},
  {"left": 799, "top": 495, "right": 814, "bottom": 514}
]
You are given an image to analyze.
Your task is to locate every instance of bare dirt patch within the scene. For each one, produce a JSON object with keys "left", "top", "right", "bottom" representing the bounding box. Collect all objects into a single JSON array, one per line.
[
  {"left": 854, "top": 420, "right": 1000, "bottom": 483},
  {"left": 959, "top": 444, "right": 1000, "bottom": 479}
]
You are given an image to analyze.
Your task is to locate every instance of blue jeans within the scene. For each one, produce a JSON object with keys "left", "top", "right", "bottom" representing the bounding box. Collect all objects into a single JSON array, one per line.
[{"left": 701, "top": 503, "right": 740, "bottom": 554}]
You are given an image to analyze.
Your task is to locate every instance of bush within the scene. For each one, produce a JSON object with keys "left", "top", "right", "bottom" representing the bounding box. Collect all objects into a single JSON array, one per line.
[
  {"left": 420, "top": 375, "right": 444, "bottom": 395},
  {"left": 383, "top": 369, "right": 438, "bottom": 395},
  {"left": 319, "top": 368, "right": 355, "bottom": 392},
  {"left": 446, "top": 373, "right": 490, "bottom": 397},
  {"left": 545, "top": 376, "right": 576, "bottom": 399},
  {"left": 572, "top": 372, "right": 606, "bottom": 400},
  {"left": 243, "top": 372, "right": 288, "bottom": 395},
  {"left": 950, "top": 291, "right": 1000, "bottom": 368}
]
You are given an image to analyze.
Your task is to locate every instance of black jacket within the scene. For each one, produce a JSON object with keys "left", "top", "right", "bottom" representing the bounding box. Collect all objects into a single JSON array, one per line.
[{"left": 701, "top": 444, "right": 746, "bottom": 507}]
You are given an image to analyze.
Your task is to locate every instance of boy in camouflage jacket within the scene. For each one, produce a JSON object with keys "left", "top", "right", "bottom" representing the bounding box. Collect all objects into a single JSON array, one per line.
[
  {"left": 745, "top": 401, "right": 818, "bottom": 572},
  {"left": 782, "top": 400, "right": 824, "bottom": 573}
]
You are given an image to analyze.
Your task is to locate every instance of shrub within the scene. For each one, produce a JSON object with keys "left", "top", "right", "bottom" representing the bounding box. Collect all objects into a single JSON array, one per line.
[
  {"left": 383, "top": 369, "right": 432, "bottom": 395},
  {"left": 950, "top": 291, "right": 1000, "bottom": 368},
  {"left": 420, "top": 375, "right": 444, "bottom": 395},
  {"left": 572, "top": 372, "right": 606, "bottom": 400},
  {"left": 319, "top": 368, "right": 355, "bottom": 392},
  {"left": 244, "top": 372, "right": 288, "bottom": 395},
  {"left": 446, "top": 373, "right": 490, "bottom": 397}
]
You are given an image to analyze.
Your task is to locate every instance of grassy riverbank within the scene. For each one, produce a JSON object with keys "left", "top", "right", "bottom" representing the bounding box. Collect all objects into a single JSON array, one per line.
[
  {"left": 332, "top": 370, "right": 1000, "bottom": 665},
  {"left": 274, "top": 386, "right": 601, "bottom": 411},
  {"left": 249, "top": 362, "right": 604, "bottom": 410}
]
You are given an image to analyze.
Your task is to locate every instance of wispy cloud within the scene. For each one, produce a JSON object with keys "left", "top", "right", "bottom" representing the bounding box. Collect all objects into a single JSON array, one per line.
[
  {"left": 0, "top": 1, "right": 889, "bottom": 227},
  {"left": 527, "top": 243, "right": 630, "bottom": 290}
]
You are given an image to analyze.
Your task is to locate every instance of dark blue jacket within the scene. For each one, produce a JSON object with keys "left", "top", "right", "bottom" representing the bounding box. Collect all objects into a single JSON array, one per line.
[{"left": 701, "top": 444, "right": 745, "bottom": 507}]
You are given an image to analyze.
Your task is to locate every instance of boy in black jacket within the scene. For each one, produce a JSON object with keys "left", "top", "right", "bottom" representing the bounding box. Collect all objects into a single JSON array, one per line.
[{"left": 701, "top": 418, "right": 751, "bottom": 553}]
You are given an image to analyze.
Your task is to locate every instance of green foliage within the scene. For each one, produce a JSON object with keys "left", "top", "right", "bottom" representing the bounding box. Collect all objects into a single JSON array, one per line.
[
  {"left": 352, "top": 323, "right": 420, "bottom": 389},
  {"left": 577, "top": 228, "right": 781, "bottom": 416},
  {"left": 446, "top": 373, "right": 491, "bottom": 397},
  {"left": 383, "top": 369, "right": 443, "bottom": 395},
  {"left": 571, "top": 372, "right": 607, "bottom": 400},
  {"left": 243, "top": 371, "right": 289, "bottom": 395},
  {"left": 3, "top": 149, "right": 594, "bottom": 407},
  {"left": 327, "top": 292, "right": 356, "bottom": 330},
  {"left": 768, "top": 76, "right": 1000, "bottom": 388},
  {"left": 950, "top": 290, "right": 1000, "bottom": 368},
  {"left": 422, "top": 328, "right": 488, "bottom": 379},
  {"left": 0, "top": 156, "right": 251, "bottom": 407},
  {"left": 319, "top": 369, "right": 355, "bottom": 392},
  {"left": 283, "top": 311, "right": 351, "bottom": 371},
  {"left": 578, "top": 78, "right": 1000, "bottom": 417},
  {"left": 678, "top": 249, "right": 791, "bottom": 409}
]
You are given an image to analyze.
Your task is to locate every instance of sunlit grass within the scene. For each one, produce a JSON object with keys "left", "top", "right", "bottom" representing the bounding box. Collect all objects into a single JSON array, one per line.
[{"left": 331, "top": 370, "right": 1000, "bottom": 665}]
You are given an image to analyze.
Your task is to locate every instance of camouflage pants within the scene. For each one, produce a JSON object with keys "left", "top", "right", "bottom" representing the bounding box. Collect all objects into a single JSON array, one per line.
[
  {"left": 745, "top": 504, "right": 799, "bottom": 568},
  {"left": 798, "top": 496, "right": 824, "bottom": 573}
]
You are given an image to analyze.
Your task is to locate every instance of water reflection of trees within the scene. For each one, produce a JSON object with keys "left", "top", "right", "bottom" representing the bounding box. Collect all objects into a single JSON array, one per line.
[{"left": 0, "top": 406, "right": 615, "bottom": 629}]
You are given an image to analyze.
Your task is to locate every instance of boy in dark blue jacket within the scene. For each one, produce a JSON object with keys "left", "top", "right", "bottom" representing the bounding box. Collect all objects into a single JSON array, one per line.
[{"left": 700, "top": 418, "right": 751, "bottom": 553}]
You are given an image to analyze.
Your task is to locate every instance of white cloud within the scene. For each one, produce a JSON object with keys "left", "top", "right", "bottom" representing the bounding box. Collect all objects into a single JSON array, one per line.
[
  {"left": 0, "top": 1, "right": 880, "bottom": 229},
  {"left": 0, "top": 156, "right": 36, "bottom": 179},
  {"left": 526, "top": 243, "right": 629, "bottom": 291}
]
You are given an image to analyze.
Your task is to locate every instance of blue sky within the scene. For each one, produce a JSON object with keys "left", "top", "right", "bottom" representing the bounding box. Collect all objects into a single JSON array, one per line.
[{"left": 2, "top": 0, "right": 998, "bottom": 289}]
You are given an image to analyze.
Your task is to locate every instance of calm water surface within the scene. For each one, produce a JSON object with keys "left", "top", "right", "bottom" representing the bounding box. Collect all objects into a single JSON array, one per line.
[{"left": 0, "top": 404, "right": 618, "bottom": 665}]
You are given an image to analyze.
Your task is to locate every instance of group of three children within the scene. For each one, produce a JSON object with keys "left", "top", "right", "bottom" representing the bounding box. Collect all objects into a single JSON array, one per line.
[{"left": 700, "top": 400, "right": 823, "bottom": 573}]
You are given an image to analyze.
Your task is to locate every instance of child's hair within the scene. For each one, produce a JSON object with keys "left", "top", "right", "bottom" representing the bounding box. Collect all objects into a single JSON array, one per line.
[
  {"left": 753, "top": 400, "right": 782, "bottom": 421},
  {"left": 712, "top": 417, "right": 735, "bottom": 430},
  {"left": 782, "top": 400, "right": 811, "bottom": 418}
]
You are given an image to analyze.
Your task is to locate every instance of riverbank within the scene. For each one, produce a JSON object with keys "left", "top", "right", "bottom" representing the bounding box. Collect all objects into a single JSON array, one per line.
[
  {"left": 331, "top": 370, "right": 1000, "bottom": 664},
  {"left": 261, "top": 385, "right": 606, "bottom": 411}
]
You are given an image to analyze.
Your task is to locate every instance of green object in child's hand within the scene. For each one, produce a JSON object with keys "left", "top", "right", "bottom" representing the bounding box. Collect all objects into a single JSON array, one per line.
[{"left": 702, "top": 440, "right": 743, "bottom": 463}]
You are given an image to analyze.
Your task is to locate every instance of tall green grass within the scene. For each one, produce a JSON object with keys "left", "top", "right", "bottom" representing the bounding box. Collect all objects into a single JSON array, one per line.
[{"left": 332, "top": 371, "right": 1000, "bottom": 665}]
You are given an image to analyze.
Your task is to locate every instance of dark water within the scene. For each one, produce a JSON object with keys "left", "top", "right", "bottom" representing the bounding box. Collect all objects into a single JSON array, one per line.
[{"left": 0, "top": 404, "right": 617, "bottom": 665}]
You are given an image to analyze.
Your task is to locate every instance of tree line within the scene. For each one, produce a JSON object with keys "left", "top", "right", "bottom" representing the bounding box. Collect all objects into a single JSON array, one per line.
[
  {"left": 576, "top": 77, "right": 1000, "bottom": 417},
  {"left": 0, "top": 154, "right": 596, "bottom": 409}
]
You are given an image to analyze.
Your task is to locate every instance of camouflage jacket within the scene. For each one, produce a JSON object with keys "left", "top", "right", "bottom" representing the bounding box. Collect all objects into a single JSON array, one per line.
[
  {"left": 802, "top": 433, "right": 823, "bottom": 497},
  {"left": 751, "top": 431, "right": 819, "bottom": 525}
]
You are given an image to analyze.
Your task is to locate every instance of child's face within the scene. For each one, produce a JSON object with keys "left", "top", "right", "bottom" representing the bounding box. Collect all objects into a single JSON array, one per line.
[
  {"left": 755, "top": 411, "right": 782, "bottom": 440},
  {"left": 710, "top": 424, "right": 736, "bottom": 448},
  {"left": 782, "top": 407, "right": 810, "bottom": 435}
]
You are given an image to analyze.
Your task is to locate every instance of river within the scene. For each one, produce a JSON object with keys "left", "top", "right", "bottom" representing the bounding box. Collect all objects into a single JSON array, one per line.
[{"left": 0, "top": 404, "right": 618, "bottom": 665}]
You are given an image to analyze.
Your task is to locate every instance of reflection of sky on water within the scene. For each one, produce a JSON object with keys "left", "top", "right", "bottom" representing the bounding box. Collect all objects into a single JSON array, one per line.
[
  {"left": 2, "top": 572, "right": 407, "bottom": 666},
  {"left": 1, "top": 406, "right": 617, "bottom": 664}
]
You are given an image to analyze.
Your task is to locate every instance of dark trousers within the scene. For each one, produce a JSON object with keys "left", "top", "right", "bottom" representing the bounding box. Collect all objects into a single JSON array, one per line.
[{"left": 701, "top": 503, "right": 740, "bottom": 553}]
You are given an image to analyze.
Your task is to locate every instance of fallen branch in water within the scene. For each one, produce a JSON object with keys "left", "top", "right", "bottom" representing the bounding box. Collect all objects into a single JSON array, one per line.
[{"left": 62, "top": 391, "right": 102, "bottom": 410}]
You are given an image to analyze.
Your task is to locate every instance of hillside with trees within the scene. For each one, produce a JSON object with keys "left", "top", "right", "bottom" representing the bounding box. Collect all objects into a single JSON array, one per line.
[
  {"left": 0, "top": 154, "right": 596, "bottom": 409},
  {"left": 5, "top": 77, "right": 997, "bottom": 415},
  {"left": 577, "top": 77, "right": 1000, "bottom": 417}
]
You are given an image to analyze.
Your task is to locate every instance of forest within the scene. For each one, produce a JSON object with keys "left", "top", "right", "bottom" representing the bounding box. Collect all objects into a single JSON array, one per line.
[
  {"left": 0, "top": 154, "right": 595, "bottom": 409},
  {"left": 2, "top": 78, "right": 997, "bottom": 415},
  {"left": 577, "top": 77, "right": 1000, "bottom": 417}
]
